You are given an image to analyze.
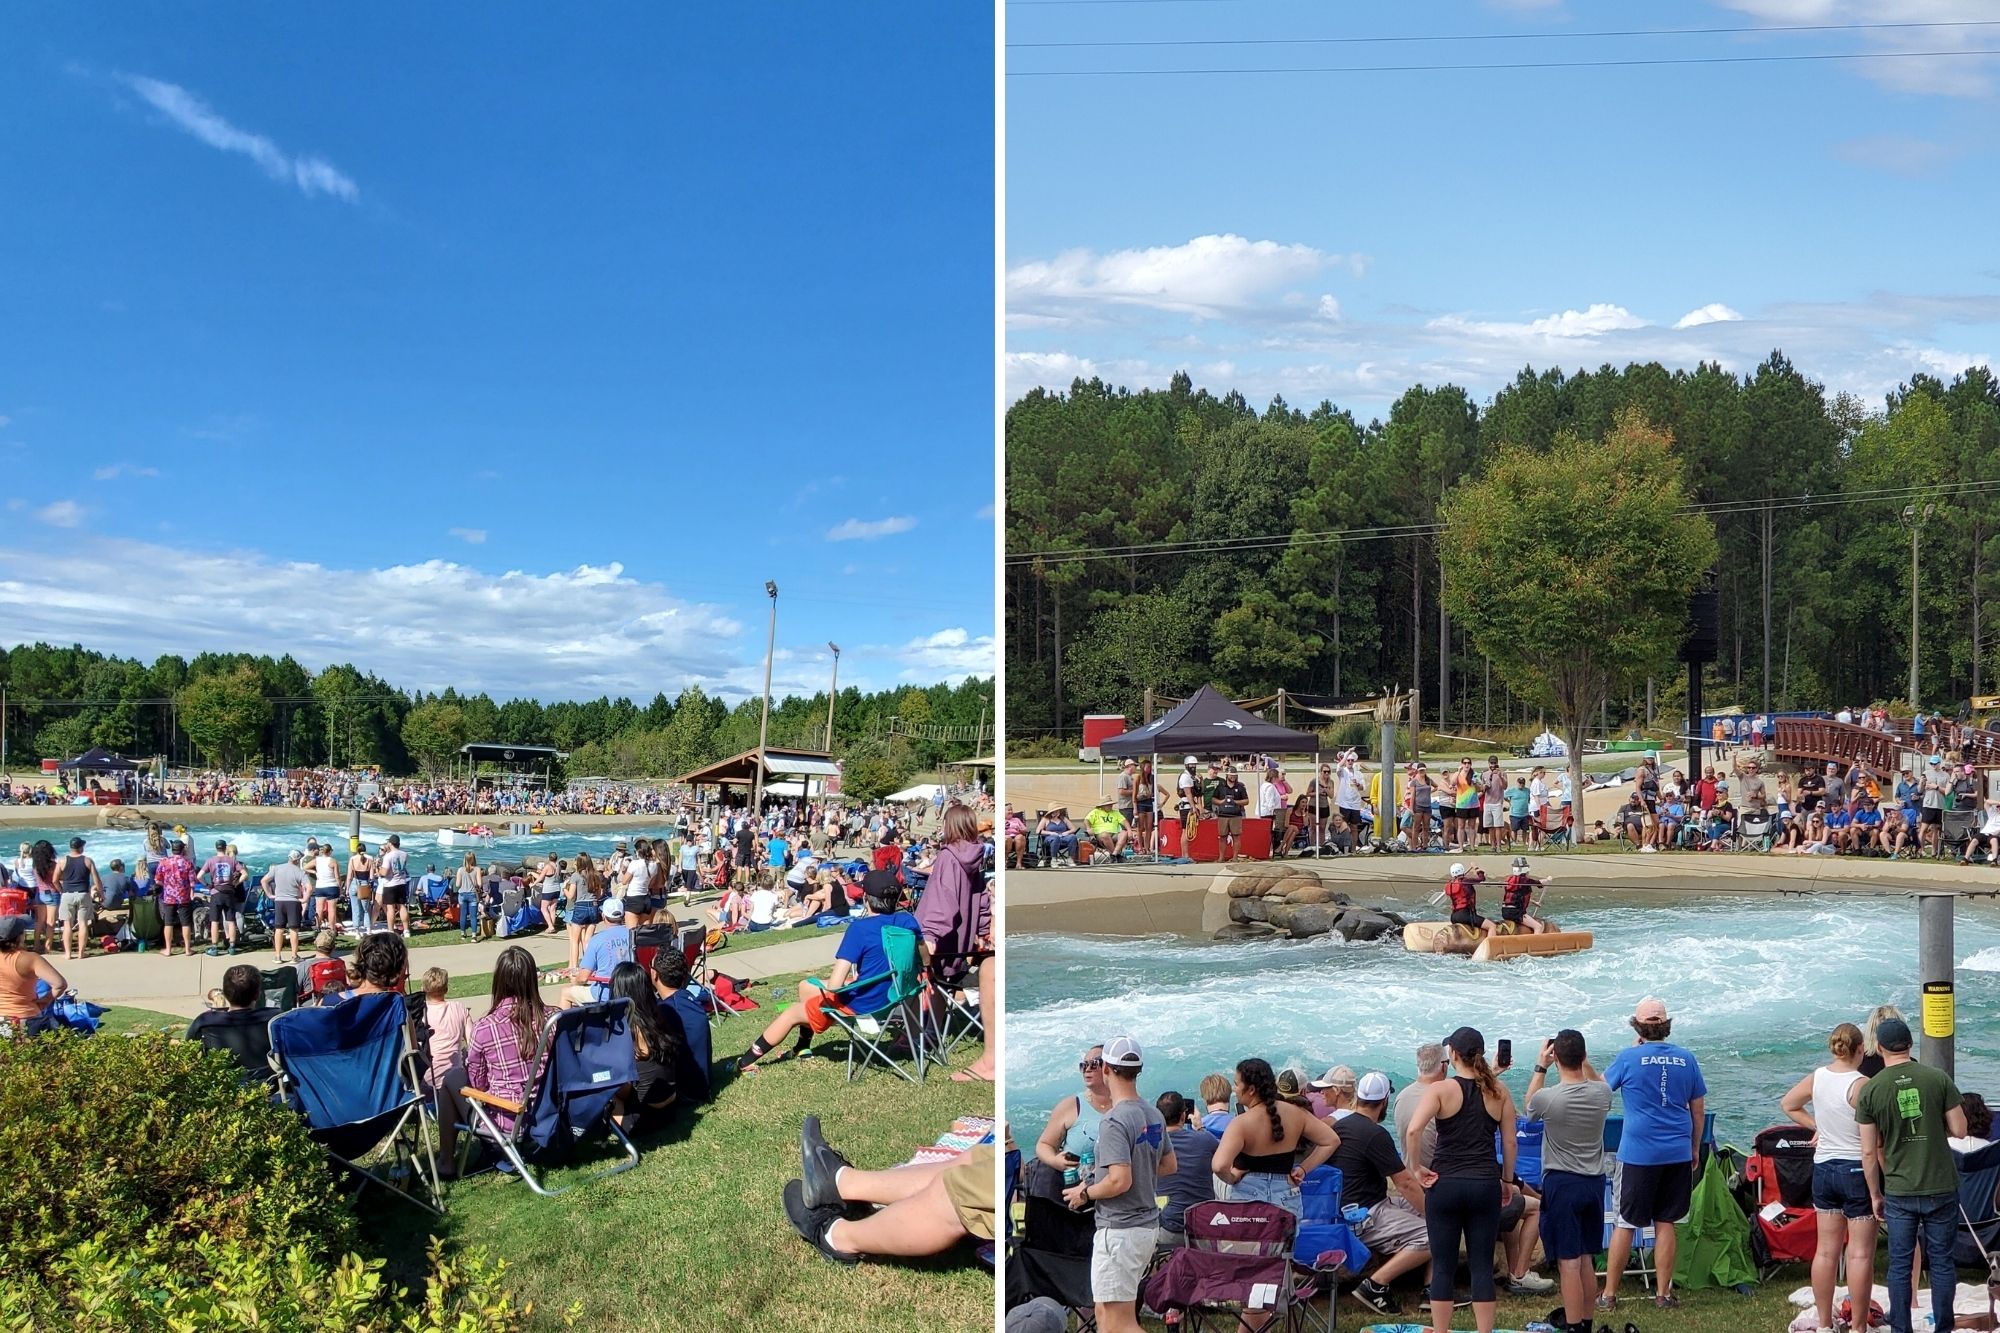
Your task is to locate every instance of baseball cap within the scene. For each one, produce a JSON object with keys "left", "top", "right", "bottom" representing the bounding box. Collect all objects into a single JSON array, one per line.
[
  {"left": 1876, "top": 1017, "right": 1914, "bottom": 1051},
  {"left": 1310, "top": 1064, "right": 1356, "bottom": 1091},
  {"left": 601, "top": 897, "right": 625, "bottom": 919},
  {"left": 1356, "top": 1071, "right": 1393, "bottom": 1102},
  {"left": 1443, "top": 1026, "right": 1485, "bottom": 1057},
  {"left": 287, "top": 850, "right": 302, "bottom": 863},
  {"left": 0, "top": 917, "right": 25, "bottom": 945},
  {"left": 1102, "top": 1035, "right": 1143, "bottom": 1069},
  {"left": 1275, "top": 1065, "right": 1306, "bottom": 1096},
  {"left": 314, "top": 928, "right": 338, "bottom": 951},
  {"left": 1634, "top": 997, "right": 1669, "bottom": 1023}
]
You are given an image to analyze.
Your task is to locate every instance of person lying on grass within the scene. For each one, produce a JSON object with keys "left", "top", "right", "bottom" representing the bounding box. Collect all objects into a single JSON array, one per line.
[
  {"left": 784, "top": 1113, "right": 995, "bottom": 1265},
  {"left": 736, "top": 876, "right": 922, "bottom": 1072}
]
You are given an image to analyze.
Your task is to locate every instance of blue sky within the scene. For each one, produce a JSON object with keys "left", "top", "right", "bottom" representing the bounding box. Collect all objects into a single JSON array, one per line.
[
  {"left": 1006, "top": 0, "right": 2000, "bottom": 418},
  {"left": 0, "top": 5, "right": 994, "bottom": 703}
]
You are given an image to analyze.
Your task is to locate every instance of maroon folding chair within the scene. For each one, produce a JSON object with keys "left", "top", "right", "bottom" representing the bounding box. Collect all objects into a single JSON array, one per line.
[{"left": 1143, "top": 1199, "right": 1316, "bottom": 1333}]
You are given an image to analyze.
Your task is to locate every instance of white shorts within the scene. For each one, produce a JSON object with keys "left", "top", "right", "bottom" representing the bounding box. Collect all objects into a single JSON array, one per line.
[
  {"left": 1483, "top": 804, "right": 1508, "bottom": 829},
  {"left": 1091, "top": 1225, "right": 1159, "bottom": 1303}
]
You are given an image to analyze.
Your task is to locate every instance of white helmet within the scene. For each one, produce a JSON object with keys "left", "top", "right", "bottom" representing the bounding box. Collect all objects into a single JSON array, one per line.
[{"left": 1448, "top": 862, "right": 1466, "bottom": 877}]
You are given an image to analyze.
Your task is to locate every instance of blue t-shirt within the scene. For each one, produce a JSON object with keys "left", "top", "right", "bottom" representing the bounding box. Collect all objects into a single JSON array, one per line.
[
  {"left": 768, "top": 837, "right": 790, "bottom": 869},
  {"left": 1506, "top": 787, "right": 1530, "bottom": 818},
  {"left": 1604, "top": 1041, "right": 1708, "bottom": 1166},
  {"left": 833, "top": 910, "right": 919, "bottom": 1014},
  {"left": 1825, "top": 809, "right": 1851, "bottom": 830},
  {"left": 579, "top": 924, "right": 634, "bottom": 1002},
  {"left": 418, "top": 872, "right": 449, "bottom": 899},
  {"left": 1853, "top": 808, "right": 1882, "bottom": 829}
]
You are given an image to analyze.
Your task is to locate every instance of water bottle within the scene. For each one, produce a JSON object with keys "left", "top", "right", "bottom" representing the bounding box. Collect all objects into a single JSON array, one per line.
[{"left": 1077, "top": 1147, "right": 1097, "bottom": 1210}]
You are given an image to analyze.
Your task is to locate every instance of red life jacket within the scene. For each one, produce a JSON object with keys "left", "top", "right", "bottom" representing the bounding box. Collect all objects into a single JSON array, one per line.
[
  {"left": 1503, "top": 874, "right": 1536, "bottom": 911},
  {"left": 1446, "top": 876, "right": 1478, "bottom": 912}
]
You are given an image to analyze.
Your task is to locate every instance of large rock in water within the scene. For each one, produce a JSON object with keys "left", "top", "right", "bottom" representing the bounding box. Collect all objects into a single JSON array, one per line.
[
  {"left": 1284, "top": 884, "right": 1339, "bottom": 905},
  {"left": 1214, "top": 921, "right": 1285, "bottom": 941},
  {"left": 1282, "top": 903, "right": 1346, "bottom": 939},
  {"left": 1337, "top": 908, "right": 1401, "bottom": 942},
  {"left": 1229, "top": 897, "right": 1274, "bottom": 924},
  {"left": 1227, "top": 871, "right": 1281, "bottom": 898}
]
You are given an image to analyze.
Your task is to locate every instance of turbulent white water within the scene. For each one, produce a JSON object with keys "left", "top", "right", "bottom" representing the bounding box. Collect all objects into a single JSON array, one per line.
[
  {"left": 1008, "top": 893, "right": 2000, "bottom": 1146},
  {"left": 5, "top": 819, "right": 673, "bottom": 874}
]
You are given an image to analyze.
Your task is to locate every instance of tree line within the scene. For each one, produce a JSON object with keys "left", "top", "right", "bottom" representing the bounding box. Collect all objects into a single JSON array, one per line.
[
  {"left": 1005, "top": 354, "right": 2000, "bottom": 738},
  {"left": 0, "top": 643, "right": 992, "bottom": 798}
]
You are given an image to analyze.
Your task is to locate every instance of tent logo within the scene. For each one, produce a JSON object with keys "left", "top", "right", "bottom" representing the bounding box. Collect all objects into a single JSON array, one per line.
[{"left": 1212, "top": 720, "right": 1243, "bottom": 730}]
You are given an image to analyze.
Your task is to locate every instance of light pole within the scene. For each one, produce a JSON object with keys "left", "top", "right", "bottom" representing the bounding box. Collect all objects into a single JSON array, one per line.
[
  {"left": 1903, "top": 503, "right": 1934, "bottom": 711},
  {"left": 823, "top": 642, "right": 841, "bottom": 753},
  {"left": 751, "top": 581, "right": 778, "bottom": 822}
]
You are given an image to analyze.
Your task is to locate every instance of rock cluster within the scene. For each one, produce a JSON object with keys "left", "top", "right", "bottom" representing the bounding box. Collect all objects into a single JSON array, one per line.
[{"left": 1212, "top": 866, "right": 1406, "bottom": 943}]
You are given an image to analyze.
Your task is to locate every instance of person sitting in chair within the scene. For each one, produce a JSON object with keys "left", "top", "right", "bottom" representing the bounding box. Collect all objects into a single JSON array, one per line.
[
  {"left": 1085, "top": 799, "right": 1132, "bottom": 860},
  {"left": 784, "top": 1113, "right": 994, "bottom": 1265},
  {"left": 736, "top": 875, "right": 922, "bottom": 1072},
  {"left": 1037, "top": 807, "right": 1079, "bottom": 866},
  {"left": 187, "top": 962, "right": 279, "bottom": 1081}
]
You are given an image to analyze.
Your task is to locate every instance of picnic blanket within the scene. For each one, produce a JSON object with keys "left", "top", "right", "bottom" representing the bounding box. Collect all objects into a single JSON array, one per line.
[{"left": 907, "top": 1115, "right": 997, "bottom": 1267}]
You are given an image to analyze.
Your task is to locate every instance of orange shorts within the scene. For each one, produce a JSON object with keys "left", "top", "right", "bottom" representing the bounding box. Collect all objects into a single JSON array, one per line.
[{"left": 803, "top": 986, "right": 858, "bottom": 1034}]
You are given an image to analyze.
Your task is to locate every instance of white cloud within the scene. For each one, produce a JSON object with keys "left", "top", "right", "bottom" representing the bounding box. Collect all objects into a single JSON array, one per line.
[
  {"left": 1834, "top": 134, "right": 1960, "bottom": 177},
  {"left": 1316, "top": 294, "right": 1342, "bottom": 321},
  {"left": 1008, "top": 234, "right": 1344, "bottom": 319},
  {"left": 36, "top": 500, "right": 83, "bottom": 527},
  {"left": 116, "top": 74, "right": 359, "bottom": 201},
  {"left": 1675, "top": 303, "right": 1745, "bottom": 329},
  {"left": 826, "top": 516, "right": 917, "bottom": 542},
  {"left": 447, "top": 527, "right": 487, "bottom": 545},
  {"left": 976, "top": 502, "right": 996, "bottom": 520},
  {"left": 1433, "top": 303, "right": 1647, "bottom": 340},
  {"left": 0, "top": 540, "right": 756, "bottom": 699},
  {"left": 91, "top": 463, "right": 160, "bottom": 481},
  {"left": 867, "top": 627, "right": 997, "bottom": 682},
  {"left": 1716, "top": 0, "right": 2000, "bottom": 96}
]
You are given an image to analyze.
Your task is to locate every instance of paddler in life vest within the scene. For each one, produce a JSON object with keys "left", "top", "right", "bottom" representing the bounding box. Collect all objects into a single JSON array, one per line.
[
  {"left": 1500, "top": 856, "right": 1550, "bottom": 934},
  {"left": 1444, "top": 862, "right": 1494, "bottom": 938}
]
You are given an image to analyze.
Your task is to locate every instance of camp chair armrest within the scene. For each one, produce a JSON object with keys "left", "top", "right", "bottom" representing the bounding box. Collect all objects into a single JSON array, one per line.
[
  {"left": 812, "top": 970, "right": 889, "bottom": 1003},
  {"left": 462, "top": 1087, "right": 525, "bottom": 1115}
]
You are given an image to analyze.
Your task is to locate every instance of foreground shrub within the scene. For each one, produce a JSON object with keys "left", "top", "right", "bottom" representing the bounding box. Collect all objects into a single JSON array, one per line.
[
  {"left": 0, "top": 1033, "right": 354, "bottom": 1278},
  {"left": 0, "top": 1233, "right": 554, "bottom": 1332}
]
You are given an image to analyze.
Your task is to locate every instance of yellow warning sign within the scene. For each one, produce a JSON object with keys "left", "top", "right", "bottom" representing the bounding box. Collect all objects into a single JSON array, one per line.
[{"left": 1923, "top": 981, "right": 1954, "bottom": 1039}]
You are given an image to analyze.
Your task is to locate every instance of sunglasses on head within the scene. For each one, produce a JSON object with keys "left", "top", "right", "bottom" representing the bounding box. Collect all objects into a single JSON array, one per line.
[{"left": 1079, "top": 1057, "right": 1105, "bottom": 1071}]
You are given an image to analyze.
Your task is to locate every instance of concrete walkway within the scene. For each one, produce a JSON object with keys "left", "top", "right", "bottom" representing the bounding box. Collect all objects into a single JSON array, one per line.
[{"left": 59, "top": 913, "right": 845, "bottom": 1019}]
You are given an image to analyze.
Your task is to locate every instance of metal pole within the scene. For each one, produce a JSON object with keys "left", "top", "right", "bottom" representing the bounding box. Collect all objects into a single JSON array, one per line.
[
  {"left": 1379, "top": 702, "right": 1398, "bottom": 848},
  {"left": 1911, "top": 522, "right": 1921, "bottom": 712},
  {"left": 823, "top": 643, "right": 841, "bottom": 752},
  {"left": 752, "top": 581, "right": 778, "bottom": 822},
  {"left": 1917, "top": 891, "right": 1955, "bottom": 1076}
]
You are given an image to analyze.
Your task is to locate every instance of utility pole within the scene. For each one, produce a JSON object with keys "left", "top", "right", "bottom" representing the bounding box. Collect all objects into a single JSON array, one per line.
[
  {"left": 823, "top": 642, "right": 841, "bottom": 752},
  {"left": 1904, "top": 503, "right": 1934, "bottom": 711},
  {"left": 1761, "top": 500, "right": 1774, "bottom": 713},
  {"left": 1917, "top": 891, "right": 1955, "bottom": 1076},
  {"left": 751, "top": 581, "right": 778, "bottom": 820}
]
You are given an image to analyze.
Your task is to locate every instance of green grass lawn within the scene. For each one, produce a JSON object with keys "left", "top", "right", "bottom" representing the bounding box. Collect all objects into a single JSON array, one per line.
[
  {"left": 367, "top": 965, "right": 995, "bottom": 1333},
  {"left": 96, "top": 1003, "right": 192, "bottom": 1036}
]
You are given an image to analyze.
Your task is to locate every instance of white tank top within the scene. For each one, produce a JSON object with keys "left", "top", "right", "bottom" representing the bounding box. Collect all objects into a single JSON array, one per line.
[{"left": 1812, "top": 1065, "right": 1865, "bottom": 1162}]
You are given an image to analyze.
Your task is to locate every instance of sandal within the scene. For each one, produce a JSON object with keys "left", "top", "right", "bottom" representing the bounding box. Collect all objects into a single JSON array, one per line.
[{"left": 950, "top": 1068, "right": 995, "bottom": 1083}]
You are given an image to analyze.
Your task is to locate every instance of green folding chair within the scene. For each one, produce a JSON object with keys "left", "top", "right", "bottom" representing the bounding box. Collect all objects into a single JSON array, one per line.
[{"left": 815, "top": 924, "right": 927, "bottom": 1083}]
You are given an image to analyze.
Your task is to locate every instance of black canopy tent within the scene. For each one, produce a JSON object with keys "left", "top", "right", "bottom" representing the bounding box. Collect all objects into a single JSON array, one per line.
[
  {"left": 1099, "top": 685, "right": 1331, "bottom": 854},
  {"left": 457, "top": 742, "right": 563, "bottom": 790},
  {"left": 57, "top": 747, "right": 140, "bottom": 772}
]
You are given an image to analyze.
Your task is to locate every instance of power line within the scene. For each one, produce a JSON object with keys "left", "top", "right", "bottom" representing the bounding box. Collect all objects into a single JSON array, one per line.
[
  {"left": 1008, "top": 47, "right": 2000, "bottom": 77},
  {"left": 1010, "top": 19, "right": 2000, "bottom": 50},
  {"left": 1005, "top": 478, "right": 1985, "bottom": 567}
]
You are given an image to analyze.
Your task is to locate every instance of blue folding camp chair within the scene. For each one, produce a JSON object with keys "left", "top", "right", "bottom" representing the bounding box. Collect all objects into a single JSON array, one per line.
[
  {"left": 1953, "top": 1140, "right": 2000, "bottom": 1276},
  {"left": 460, "top": 999, "right": 640, "bottom": 1197},
  {"left": 269, "top": 991, "right": 442, "bottom": 1215},
  {"left": 817, "top": 924, "right": 928, "bottom": 1083}
]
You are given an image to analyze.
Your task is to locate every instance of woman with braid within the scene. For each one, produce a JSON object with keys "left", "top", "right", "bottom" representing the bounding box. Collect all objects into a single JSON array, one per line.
[
  {"left": 1209, "top": 1057, "right": 1340, "bottom": 1220},
  {"left": 1403, "top": 1026, "right": 1518, "bottom": 1333}
]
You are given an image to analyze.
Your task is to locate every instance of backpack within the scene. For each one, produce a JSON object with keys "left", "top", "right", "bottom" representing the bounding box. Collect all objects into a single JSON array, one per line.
[{"left": 306, "top": 958, "right": 348, "bottom": 1002}]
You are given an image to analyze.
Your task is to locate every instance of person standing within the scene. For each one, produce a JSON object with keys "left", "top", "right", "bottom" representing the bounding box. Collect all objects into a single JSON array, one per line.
[
  {"left": 1177, "top": 756, "right": 1202, "bottom": 852},
  {"left": 263, "top": 850, "right": 310, "bottom": 963},
  {"left": 345, "top": 841, "right": 375, "bottom": 936},
  {"left": 154, "top": 838, "right": 197, "bottom": 958},
  {"left": 1856, "top": 1016, "right": 1966, "bottom": 1333},
  {"left": 1154, "top": 1091, "right": 1220, "bottom": 1251},
  {"left": 375, "top": 834, "right": 412, "bottom": 939},
  {"left": 1404, "top": 1026, "right": 1516, "bottom": 1333},
  {"left": 1212, "top": 763, "right": 1250, "bottom": 862},
  {"left": 1526, "top": 1030, "right": 1612, "bottom": 1333},
  {"left": 1600, "top": 998, "right": 1707, "bottom": 1310},
  {"left": 55, "top": 837, "right": 102, "bottom": 961},
  {"left": 1780, "top": 1022, "right": 1877, "bottom": 1333},
  {"left": 1115, "top": 758, "right": 1138, "bottom": 842},
  {"left": 311, "top": 842, "right": 342, "bottom": 930},
  {"left": 1481, "top": 756, "right": 1509, "bottom": 852},
  {"left": 1063, "top": 1036, "right": 1174, "bottom": 1333}
]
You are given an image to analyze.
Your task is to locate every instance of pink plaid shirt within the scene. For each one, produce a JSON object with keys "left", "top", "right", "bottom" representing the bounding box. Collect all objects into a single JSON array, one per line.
[{"left": 466, "top": 997, "right": 540, "bottom": 1131}]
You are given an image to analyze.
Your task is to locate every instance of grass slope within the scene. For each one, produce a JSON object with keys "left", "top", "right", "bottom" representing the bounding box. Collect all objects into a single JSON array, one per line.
[{"left": 370, "top": 965, "right": 995, "bottom": 1333}]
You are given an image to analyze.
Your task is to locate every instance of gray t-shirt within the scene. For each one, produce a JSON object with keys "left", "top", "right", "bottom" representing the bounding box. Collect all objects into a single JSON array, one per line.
[
  {"left": 1095, "top": 1097, "right": 1168, "bottom": 1230},
  {"left": 1527, "top": 1076, "right": 1612, "bottom": 1176},
  {"left": 1393, "top": 1081, "right": 1439, "bottom": 1168},
  {"left": 267, "top": 863, "right": 309, "bottom": 902},
  {"left": 1824, "top": 774, "right": 1848, "bottom": 806}
]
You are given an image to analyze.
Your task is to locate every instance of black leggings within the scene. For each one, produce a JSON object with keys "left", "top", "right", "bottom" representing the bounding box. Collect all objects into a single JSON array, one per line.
[{"left": 1425, "top": 1175, "right": 1501, "bottom": 1302}]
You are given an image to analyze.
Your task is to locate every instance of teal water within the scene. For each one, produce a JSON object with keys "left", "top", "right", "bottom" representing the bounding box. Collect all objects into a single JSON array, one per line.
[
  {"left": 1007, "top": 892, "right": 2000, "bottom": 1146},
  {"left": 4, "top": 819, "right": 677, "bottom": 876}
]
